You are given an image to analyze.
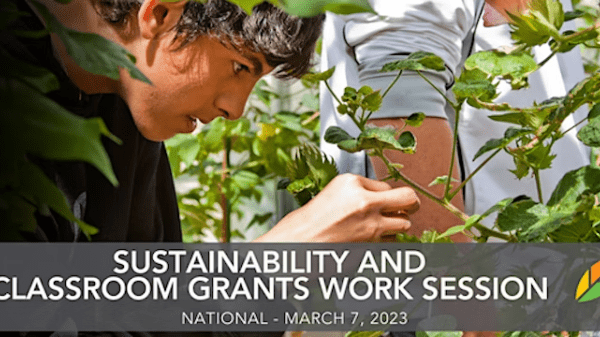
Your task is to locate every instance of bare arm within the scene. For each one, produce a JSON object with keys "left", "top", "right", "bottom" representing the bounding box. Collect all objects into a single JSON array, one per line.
[
  {"left": 367, "top": 117, "right": 468, "bottom": 242},
  {"left": 255, "top": 174, "right": 420, "bottom": 243}
]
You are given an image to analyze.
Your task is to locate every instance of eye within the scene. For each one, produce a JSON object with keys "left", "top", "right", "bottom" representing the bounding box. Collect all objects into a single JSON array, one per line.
[{"left": 233, "top": 61, "right": 250, "bottom": 75}]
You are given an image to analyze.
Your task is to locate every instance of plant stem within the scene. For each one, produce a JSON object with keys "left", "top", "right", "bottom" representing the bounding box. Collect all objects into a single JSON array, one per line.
[
  {"left": 538, "top": 51, "right": 558, "bottom": 68},
  {"left": 534, "top": 168, "right": 543, "bottom": 203},
  {"left": 444, "top": 103, "right": 461, "bottom": 200},
  {"left": 374, "top": 151, "right": 468, "bottom": 222},
  {"left": 220, "top": 138, "right": 232, "bottom": 243},
  {"left": 416, "top": 70, "right": 456, "bottom": 110},
  {"left": 382, "top": 70, "right": 403, "bottom": 99},
  {"left": 324, "top": 80, "right": 343, "bottom": 106},
  {"left": 473, "top": 223, "right": 515, "bottom": 242},
  {"left": 449, "top": 149, "right": 502, "bottom": 200},
  {"left": 561, "top": 118, "right": 587, "bottom": 135}
]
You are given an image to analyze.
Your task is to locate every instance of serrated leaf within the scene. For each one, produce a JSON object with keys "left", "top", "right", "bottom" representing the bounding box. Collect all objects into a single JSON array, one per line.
[
  {"left": 405, "top": 112, "right": 426, "bottom": 127},
  {"left": 380, "top": 51, "right": 446, "bottom": 72},
  {"left": 31, "top": 0, "right": 150, "bottom": 84},
  {"left": 362, "top": 90, "right": 382, "bottom": 112},
  {"left": 280, "top": 0, "right": 374, "bottom": 17},
  {"left": 324, "top": 126, "right": 355, "bottom": 144},
  {"left": 301, "top": 67, "right": 336, "bottom": 85},
  {"left": 1, "top": 80, "right": 119, "bottom": 186}
]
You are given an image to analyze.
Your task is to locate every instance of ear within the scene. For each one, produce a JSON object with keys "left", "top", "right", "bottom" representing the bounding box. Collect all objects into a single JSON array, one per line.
[{"left": 138, "top": 0, "right": 187, "bottom": 40}]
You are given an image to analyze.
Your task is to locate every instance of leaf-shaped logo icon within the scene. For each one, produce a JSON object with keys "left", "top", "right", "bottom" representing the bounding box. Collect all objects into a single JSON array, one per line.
[{"left": 575, "top": 260, "right": 600, "bottom": 303}]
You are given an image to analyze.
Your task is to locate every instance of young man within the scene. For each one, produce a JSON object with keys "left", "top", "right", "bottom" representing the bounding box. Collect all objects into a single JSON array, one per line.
[{"left": 10, "top": 0, "right": 419, "bottom": 242}]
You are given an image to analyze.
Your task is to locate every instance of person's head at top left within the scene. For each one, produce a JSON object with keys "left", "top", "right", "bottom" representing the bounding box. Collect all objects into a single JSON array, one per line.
[{"left": 40, "top": 0, "right": 324, "bottom": 141}]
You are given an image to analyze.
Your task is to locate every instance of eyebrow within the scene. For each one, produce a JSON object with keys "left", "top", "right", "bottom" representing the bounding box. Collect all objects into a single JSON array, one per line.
[{"left": 240, "top": 52, "right": 264, "bottom": 77}]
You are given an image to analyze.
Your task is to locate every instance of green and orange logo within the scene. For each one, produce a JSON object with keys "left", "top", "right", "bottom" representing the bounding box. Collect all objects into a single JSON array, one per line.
[{"left": 575, "top": 260, "right": 600, "bottom": 303}]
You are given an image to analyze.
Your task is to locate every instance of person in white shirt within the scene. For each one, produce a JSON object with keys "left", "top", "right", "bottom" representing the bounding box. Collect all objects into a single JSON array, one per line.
[{"left": 319, "top": 0, "right": 589, "bottom": 238}]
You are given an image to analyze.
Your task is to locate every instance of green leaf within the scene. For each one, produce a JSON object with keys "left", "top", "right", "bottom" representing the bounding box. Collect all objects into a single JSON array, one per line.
[
  {"left": 279, "top": 0, "right": 375, "bottom": 17},
  {"left": 246, "top": 212, "right": 273, "bottom": 229},
  {"left": 301, "top": 67, "right": 336, "bottom": 86},
  {"left": 564, "top": 10, "right": 585, "bottom": 21},
  {"left": 405, "top": 112, "right": 426, "bottom": 127},
  {"left": 508, "top": 0, "right": 563, "bottom": 47},
  {"left": 231, "top": 170, "right": 261, "bottom": 190},
  {"left": 324, "top": 126, "right": 355, "bottom": 144},
  {"left": 165, "top": 133, "right": 201, "bottom": 168},
  {"left": 419, "top": 230, "right": 453, "bottom": 243},
  {"left": 1, "top": 80, "right": 120, "bottom": 186},
  {"left": 464, "top": 50, "right": 538, "bottom": 89},
  {"left": 31, "top": 0, "right": 150, "bottom": 84},
  {"left": 287, "top": 176, "right": 315, "bottom": 194},
  {"left": 453, "top": 78, "right": 497, "bottom": 103},
  {"left": 578, "top": 116, "right": 600, "bottom": 147},
  {"left": 18, "top": 161, "right": 98, "bottom": 239},
  {"left": 589, "top": 103, "right": 600, "bottom": 120},
  {"left": 226, "top": 0, "right": 263, "bottom": 14},
  {"left": 473, "top": 127, "right": 531, "bottom": 160},
  {"left": 358, "top": 127, "right": 416, "bottom": 154},
  {"left": 362, "top": 90, "right": 382, "bottom": 112},
  {"left": 497, "top": 198, "right": 544, "bottom": 232},
  {"left": 380, "top": 51, "right": 446, "bottom": 73},
  {"left": 345, "top": 332, "right": 384, "bottom": 337},
  {"left": 428, "top": 175, "right": 459, "bottom": 187},
  {"left": 0, "top": 2, "right": 30, "bottom": 30},
  {"left": 0, "top": 48, "right": 59, "bottom": 93},
  {"left": 547, "top": 166, "right": 600, "bottom": 208}
]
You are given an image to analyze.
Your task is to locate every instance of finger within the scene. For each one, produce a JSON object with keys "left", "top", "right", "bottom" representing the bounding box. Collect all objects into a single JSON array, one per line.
[
  {"left": 354, "top": 175, "right": 393, "bottom": 192},
  {"left": 372, "top": 187, "right": 420, "bottom": 215},
  {"left": 374, "top": 214, "right": 411, "bottom": 239}
]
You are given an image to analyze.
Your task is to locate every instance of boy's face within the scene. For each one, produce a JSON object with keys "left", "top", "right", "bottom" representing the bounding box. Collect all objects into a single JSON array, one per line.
[
  {"left": 484, "top": 0, "right": 531, "bottom": 26},
  {"left": 120, "top": 35, "right": 273, "bottom": 142}
]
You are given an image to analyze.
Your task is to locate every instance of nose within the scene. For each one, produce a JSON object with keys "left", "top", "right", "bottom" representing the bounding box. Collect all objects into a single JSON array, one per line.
[{"left": 215, "top": 83, "right": 255, "bottom": 120}]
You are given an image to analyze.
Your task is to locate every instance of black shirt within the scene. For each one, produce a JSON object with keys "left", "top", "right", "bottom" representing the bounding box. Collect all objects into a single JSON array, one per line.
[{"left": 2, "top": 0, "right": 181, "bottom": 242}]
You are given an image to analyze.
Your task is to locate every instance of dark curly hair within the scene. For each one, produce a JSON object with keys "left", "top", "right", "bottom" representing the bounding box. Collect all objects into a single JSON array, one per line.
[{"left": 92, "top": 0, "right": 324, "bottom": 79}]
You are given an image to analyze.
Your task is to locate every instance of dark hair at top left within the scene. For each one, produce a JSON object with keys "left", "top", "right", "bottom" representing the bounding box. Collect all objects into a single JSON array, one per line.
[{"left": 91, "top": 0, "right": 324, "bottom": 79}]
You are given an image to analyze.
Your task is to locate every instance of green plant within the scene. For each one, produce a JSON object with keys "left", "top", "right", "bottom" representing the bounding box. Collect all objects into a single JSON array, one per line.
[
  {"left": 166, "top": 79, "right": 321, "bottom": 242},
  {"left": 0, "top": 0, "right": 147, "bottom": 240},
  {"left": 288, "top": 0, "right": 600, "bottom": 244}
]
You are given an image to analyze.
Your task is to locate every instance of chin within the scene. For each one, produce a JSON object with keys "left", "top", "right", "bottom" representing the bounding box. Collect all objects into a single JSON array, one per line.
[{"left": 137, "top": 127, "right": 174, "bottom": 143}]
